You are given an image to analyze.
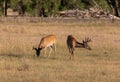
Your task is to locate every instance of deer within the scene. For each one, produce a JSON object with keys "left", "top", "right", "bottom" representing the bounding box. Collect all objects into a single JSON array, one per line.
[
  {"left": 33, "top": 34, "right": 57, "bottom": 57},
  {"left": 67, "top": 35, "right": 92, "bottom": 60}
]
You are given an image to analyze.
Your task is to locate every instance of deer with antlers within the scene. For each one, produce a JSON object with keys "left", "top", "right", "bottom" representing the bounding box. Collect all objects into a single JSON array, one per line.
[
  {"left": 33, "top": 34, "right": 57, "bottom": 57},
  {"left": 67, "top": 35, "right": 92, "bottom": 60}
]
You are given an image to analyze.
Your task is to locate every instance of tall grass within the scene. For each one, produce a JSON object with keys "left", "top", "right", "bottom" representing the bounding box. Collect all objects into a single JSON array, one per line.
[{"left": 0, "top": 19, "right": 120, "bottom": 82}]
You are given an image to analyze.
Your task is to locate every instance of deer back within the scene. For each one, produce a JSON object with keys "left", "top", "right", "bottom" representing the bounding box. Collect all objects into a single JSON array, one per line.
[{"left": 38, "top": 35, "right": 56, "bottom": 48}]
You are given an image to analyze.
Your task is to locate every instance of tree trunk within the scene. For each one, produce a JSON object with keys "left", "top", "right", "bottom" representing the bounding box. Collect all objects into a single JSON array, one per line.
[
  {"left": 112, "top": 0, "right": 119, "bottom": 17},
  {"left": 4, "top": 0, "right": 7, "bottom": 16},
  {"left": 37, "top": 0, "right": 45, "bottom": 17},
  {"left": 105, "top": 0, "right": 119, "bottom": 17},
  {"left": 112, "top": 5, "right": 119, "bottom": 17}
]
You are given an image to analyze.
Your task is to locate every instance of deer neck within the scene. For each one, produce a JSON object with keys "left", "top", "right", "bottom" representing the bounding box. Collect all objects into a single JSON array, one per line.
[{"left": 75, "top": 41, "right": 84, "bottom": 48}]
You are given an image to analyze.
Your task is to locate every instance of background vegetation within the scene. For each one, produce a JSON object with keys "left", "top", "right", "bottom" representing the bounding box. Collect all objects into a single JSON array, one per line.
[{"left": 0, "top": 0, "right": 120, "bottom": 17}]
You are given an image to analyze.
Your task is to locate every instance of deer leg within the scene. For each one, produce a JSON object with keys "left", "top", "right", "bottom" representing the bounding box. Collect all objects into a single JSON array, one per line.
[
  {"left": 70, "top": 48, "right": 75, "bottom": 60},
  {"left": 43, "top": 48, "right": 47, "bottom": 57},
  {"left": 68, "top": 47, "right": 72, "bottom": 60},
  {"left": 68, "top": 47, "right": 71, "bottom": 54},
  {"left": 69, "top": 51, "right": 72, "bottom": 60},
  {"left": 71, "top": 48, "right": 74, "bottom": 60},
  {"left": 48, "top": 47, "right": 52, "bottom": 57},
  {"left": 69, "top": 55, "right": 72, "bottom": 60},
  {"left": 53, "top": 44, "right": 56, "bottom": 56}
]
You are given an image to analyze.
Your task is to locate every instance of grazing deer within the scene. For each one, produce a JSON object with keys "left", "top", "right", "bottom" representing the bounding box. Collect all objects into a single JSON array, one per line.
[
  {"left": 67, "top": 35, "right": 92, "bottom": 60},
  {"left": 33, "top": 34, "right": 57, "bottom": 57}
]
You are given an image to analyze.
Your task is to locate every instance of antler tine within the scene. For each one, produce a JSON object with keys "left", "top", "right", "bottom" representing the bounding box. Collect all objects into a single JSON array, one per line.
[
  {"left": 87, "top": 37, "right": 91, "bottom": 42},
  {"left": 85, "top": 37, "right": 92, "bottom": 42},
  {"left": 32, "top": 46, "right": 36, "bottom": 50},
  {"left": 84, "top": 37, "right": 88, "bottom": 41}
]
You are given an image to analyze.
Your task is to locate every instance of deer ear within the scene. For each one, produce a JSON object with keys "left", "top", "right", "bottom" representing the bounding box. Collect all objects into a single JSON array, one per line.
[
  {"left": 83, "top": 40, "right": 84, "bottom": 43},
  {"left": 32, "top": 46, "right": 37, "bottom": 51},
  {"left": 32, "top": 46, "right": 34, "bottom": 50}
]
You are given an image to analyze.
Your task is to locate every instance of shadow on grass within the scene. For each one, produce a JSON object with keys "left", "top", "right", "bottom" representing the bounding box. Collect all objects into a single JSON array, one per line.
[
  {"left": 32, "top": 55, "right": 59, "bottom": 61},
  {"left": 86, "top": 52, "right": 109, "bottom": 57},
  {"left": 0, "top": 54, "right": 23, "bottom": 58},
  {"left": 0, "top": 53, "right": 59, "bottom": 61}
]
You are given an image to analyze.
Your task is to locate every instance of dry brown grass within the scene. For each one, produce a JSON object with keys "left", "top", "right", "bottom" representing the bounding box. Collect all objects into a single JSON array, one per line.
[{"left": 0, "top": 19, "right": 120, "bottom": 82}]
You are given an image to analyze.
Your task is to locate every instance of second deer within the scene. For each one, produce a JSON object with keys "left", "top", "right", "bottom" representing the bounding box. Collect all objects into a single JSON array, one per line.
[{"left": 67, "top": 35, "right": 92, "bottom": 60}]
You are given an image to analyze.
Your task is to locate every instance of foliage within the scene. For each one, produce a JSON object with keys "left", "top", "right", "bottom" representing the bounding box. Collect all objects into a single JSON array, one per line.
[
  {"left": 0, "top": 0, "right": 3, "bottom": 16},
  {"left": 0, "top": 0, "right": 119, "bottom": 16},
  {"left": 105, "top": 0, "right": 120, "bottom": 17}
]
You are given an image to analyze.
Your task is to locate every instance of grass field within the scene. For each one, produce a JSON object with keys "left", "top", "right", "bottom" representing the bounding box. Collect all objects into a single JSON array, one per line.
[{"left": 0, "top": 19, "right": 120, "bottom": 82}]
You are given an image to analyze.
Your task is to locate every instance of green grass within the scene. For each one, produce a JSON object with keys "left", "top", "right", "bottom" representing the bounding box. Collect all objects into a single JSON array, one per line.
[{"left": 0, "top": 20, "right": 120, "bottom": 82}]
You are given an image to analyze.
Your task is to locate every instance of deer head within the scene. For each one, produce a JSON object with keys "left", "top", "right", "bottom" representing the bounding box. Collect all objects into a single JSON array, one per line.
[
  {"left": 33, "top": 46, "right": 42, "bottom": 56},
  {"left": 83, "top": 37, "right": 92, "bottom": 50}
]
